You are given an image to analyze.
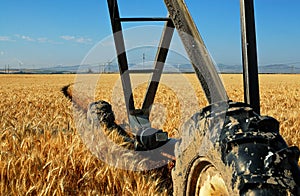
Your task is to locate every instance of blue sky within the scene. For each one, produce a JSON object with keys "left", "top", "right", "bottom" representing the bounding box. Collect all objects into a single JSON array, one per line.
[{"left": 0, "top": 0, "right": 300, "bottom": 68}]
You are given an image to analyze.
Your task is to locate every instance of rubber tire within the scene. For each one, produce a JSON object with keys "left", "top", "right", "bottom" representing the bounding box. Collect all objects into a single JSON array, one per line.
[{"left": 172, "top": 102, "right": 300, "bottom": 196}]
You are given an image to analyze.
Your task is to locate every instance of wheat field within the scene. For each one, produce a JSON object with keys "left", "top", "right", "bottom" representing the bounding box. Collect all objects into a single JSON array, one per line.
[{"left": 0, "top": 74, "right": 299, "bottom": 195}]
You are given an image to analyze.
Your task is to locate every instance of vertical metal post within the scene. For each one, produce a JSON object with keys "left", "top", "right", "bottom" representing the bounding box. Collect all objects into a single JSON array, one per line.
[{"left": 240, "top": 0, "right": 260, "bottom": 114}]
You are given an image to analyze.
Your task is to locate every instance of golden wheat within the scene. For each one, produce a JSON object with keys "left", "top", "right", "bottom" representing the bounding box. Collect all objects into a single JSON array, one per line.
[{"left": 0, "top": 74, "right": 299, "bottom": 195}]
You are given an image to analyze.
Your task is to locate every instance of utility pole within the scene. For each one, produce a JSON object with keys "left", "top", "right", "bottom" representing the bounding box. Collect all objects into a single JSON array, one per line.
[
  {"left": 99, "top": 63, "right": 103, "bottom": 73},
  {"left": 19, "top": 62, "right": 23, "bottom": 73},
  {"left": 142, "top": 53, "right": 145, "bottom": 70},
  {"left": 106, "top": 61, "right": 113, "bottom": 73}
]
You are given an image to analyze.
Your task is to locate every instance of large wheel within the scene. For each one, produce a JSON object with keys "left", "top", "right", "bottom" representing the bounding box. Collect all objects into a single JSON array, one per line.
[
  {"left": 172, "top": 102, "right": 300, "bottom": 196},
  {"left": 184, "top": 157, "right": 229, "bottom": 196}
]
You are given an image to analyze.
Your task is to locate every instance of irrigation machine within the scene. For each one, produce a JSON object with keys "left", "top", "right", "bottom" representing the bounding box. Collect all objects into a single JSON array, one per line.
[{"left": 85, "top": 0, "right": 300, "bottom": 195}]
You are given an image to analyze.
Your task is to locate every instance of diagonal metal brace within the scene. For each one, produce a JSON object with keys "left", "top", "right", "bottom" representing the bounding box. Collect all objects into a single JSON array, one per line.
[{"left": 164, "top": 0, "right": 228, "bottom": 104}]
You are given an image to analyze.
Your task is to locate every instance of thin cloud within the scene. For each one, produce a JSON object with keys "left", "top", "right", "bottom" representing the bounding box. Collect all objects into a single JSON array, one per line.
[
  {"left": 37, "top": 37, "right": 52, "bottom": 43},
  {"left": 37, "top": 37, "right": 62, "bottom": 44},
  {"left": 60, "top": 35, "right": 76, "bottom": 41},
  {"left": 21, "top": 35, "right": 35, "bottom": 42},
  {"left": 14, "top": 34, "right": 35, "bottom": 42},
  {"left": 75, "top": 37, "right": 92, "bottom": 44},
  {"left": 60, "top": 35, "right": 93, "bottom": 44},
  {"left": 0, "top": 36, "right": 15, "bottom": 42},
  {"left": 14, "top": 34, "right": 59, "bottom": 44}
]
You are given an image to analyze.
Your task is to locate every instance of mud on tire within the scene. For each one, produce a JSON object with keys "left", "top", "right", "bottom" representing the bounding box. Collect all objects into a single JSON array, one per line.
[{"left": 172, "top": 102, "right": 300, "bottom": 196}]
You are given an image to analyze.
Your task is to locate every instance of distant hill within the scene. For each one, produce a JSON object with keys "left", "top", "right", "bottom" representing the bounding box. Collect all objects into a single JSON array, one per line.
[
  {"left": 217, "top": 64, "right": 242, "bottom": 73},
  {"left": 1, "top": 63, "right": 300, "bottom": 74},
  {"left": 217, "top": 63, "right": 300, "bottom": 74},
  {"left": 259, "top": 64, "right": 300, "bottom": 74}
]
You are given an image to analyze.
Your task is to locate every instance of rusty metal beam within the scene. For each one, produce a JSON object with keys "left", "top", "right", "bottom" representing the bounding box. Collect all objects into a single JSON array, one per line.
[{"left": 164, "top": 0, "right": 228, "bottom": 104}]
